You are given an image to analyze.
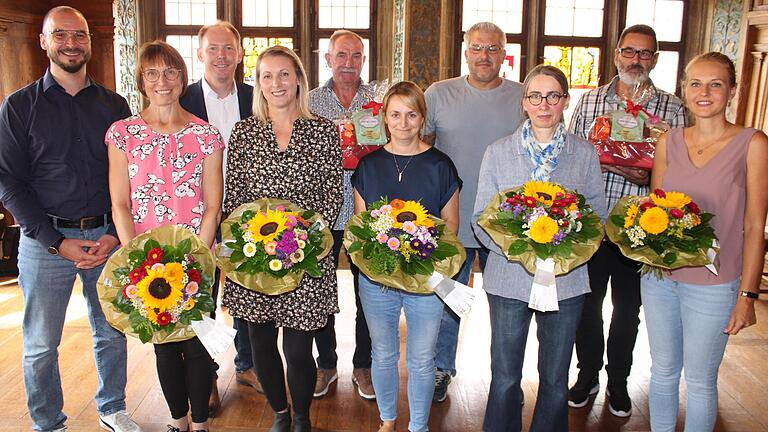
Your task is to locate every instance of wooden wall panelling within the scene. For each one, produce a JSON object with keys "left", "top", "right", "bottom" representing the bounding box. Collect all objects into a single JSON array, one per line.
[
  {"left": 0, "top": 7, "right": 47, "bottom": 102},
  {"left": 735, "top": 10, "right": 768, "bottom": 129},
  {"left": 406, "top": 0, "right": 441, "bottom": 89}
]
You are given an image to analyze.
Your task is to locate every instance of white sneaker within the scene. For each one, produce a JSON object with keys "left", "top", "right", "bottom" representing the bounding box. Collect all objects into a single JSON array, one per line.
[{"left": 99, "top": 410, "right": 142, "bottom": 432}]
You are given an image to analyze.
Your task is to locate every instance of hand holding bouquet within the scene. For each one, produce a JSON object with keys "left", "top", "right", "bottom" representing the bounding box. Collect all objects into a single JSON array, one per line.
[
  {"left": 97, "top": 225, "right": 215, "bottom": 344},
  {"left": 216, "top": 198, "right": 333, "bottom": 295},
  {"left": 344, "top": 198, "right": 465, "bottom": 294},
  {"left": 606, "top": 188, "right": 717, "bottom": 273}
]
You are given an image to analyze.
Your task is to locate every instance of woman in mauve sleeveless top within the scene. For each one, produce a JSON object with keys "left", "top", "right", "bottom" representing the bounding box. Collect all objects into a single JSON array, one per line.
[{"left": 643, "top": 52, "right": 768, "bottom": 432}]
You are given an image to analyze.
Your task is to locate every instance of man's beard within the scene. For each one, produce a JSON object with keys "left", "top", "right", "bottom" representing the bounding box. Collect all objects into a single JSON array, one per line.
[
  {"left": 617, "top": 63, "right": 650, "bottom": 87},
  {"left": 48, "top": 47, "right": 91, "bottom": 73}
]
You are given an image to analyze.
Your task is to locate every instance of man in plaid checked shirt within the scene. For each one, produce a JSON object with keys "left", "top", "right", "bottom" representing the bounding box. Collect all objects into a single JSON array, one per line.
[{"left": 567, "top": 24, "right": 687, "bottom": 417}]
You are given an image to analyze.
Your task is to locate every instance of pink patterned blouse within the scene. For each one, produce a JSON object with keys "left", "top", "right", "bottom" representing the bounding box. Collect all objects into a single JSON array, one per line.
[{"left": 105, "top": 115, "right": 224, "bottom": 235}]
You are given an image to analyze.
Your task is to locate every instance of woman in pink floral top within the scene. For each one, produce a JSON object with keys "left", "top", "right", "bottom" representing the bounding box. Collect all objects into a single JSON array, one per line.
[{"left": 106, "top": 41, "right": 223, "bottom": 432}]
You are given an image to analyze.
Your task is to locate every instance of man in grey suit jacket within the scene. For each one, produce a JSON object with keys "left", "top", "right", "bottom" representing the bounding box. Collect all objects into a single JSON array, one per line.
[{"left": 179, "top": 20, "right": 258, "bottom": 416}]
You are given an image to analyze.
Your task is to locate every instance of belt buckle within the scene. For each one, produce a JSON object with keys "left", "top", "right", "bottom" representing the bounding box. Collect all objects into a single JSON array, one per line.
[{"left": 79, "top": 216, "right": 98, "bottom": 230}]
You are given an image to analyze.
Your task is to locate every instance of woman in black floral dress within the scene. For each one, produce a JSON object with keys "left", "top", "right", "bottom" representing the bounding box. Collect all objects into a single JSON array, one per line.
[{"left": 222, "top": 45, "right": 343, "bottom": 432}]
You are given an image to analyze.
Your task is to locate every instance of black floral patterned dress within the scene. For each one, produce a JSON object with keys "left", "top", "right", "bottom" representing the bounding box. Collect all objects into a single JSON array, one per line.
[{"left": 222, "top": 116, "right": 343, "bottom": 331}]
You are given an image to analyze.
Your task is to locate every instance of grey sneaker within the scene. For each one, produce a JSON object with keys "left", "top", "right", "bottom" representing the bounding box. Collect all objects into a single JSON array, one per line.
[
  {"left": 99, "top": 410, "right": 142, "bottom": 432},
  {"left": 352, "top": 367, "right": 376, "bottom": 400},
  {"left": 433, "top": 370, "right": 451, "bottom": 403},
  {"left": 313, "top": 367, "right": 338, "bottom": 398}
]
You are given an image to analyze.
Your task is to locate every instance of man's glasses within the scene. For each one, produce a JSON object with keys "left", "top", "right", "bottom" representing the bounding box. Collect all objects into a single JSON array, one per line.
[
  {"left": 143, "top": 68, "right": 182, "bottom": 82},
  {"left": 468, "top": 44, "right": 502, "bottom": 54},
  {"left": 46, "top": 29, "right": 92, "bottom": 44},
  {"left": 525, "top": 92, "right": 566, "bottom": 106},
  {"left": 617, "top": 47, "right": 656, "bottom": 60}
]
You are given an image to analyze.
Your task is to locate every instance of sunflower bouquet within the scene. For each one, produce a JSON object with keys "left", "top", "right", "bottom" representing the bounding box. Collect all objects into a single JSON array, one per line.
[
  {"left": 97, "top": 225, "right": 215, "bottom": 344},
  {"left": 216, "top": 198, "right": 333, "bottom": 295},
  {"left": 343, "top": 198, "right": 465, "bottom": 294},
  {"left": 477, "top": 181, "right": 603, "bottom": 275},
  {"left": 606, "top": 188, "right": 717, "bottom": 272}
]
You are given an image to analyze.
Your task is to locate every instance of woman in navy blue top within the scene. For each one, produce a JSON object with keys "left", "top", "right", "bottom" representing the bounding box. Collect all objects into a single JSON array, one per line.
[{"left": 351, "top": 81, "right": 461, "bottom": 432}]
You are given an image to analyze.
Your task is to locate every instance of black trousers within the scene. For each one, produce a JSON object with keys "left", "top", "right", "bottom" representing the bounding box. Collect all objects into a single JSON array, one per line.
[
  {"left": 154, "top": 336, "right": 213, "bottom": 423},
  {"left": 248, "top": 321, "right": 316, "bottom": 416},
  {"left": 574, "top": 241, "right": 642, "bottom": 384},
  {"left": 314, "top": 229, "right": 372, "bottom": 369}
]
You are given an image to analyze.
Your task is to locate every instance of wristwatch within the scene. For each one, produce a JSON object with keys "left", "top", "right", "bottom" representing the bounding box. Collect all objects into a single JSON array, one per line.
[
  {"left": 48, "top": 237, "right": 65, "bottom": 255},
  {"left": 739, "top": 290, "right": 759, "bottom": 299}
]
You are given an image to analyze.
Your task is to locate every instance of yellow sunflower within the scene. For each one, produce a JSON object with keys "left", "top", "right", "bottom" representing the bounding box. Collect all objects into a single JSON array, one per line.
[
  {"left": 650, "top": 191, "right": 691, "bottom": 209},
  {"left": 529, "top": 216, "right": 560, "bottom": 244},
  {"left": 390, "top": 200, "right": 432, "bottom": 228},
  {"left": 136, "top": 266, "right": 184, "bottom": 311},
  {"left": 624, "top": 204, "right": 639, "bottom": 228},
  {"left": 639, "top": 207, "right": 669, "bottom": 235},
  {"left": 523, "top": 181, "right": 566, "bottom": 207},
  {"left": 247, "top": 209, "right": 289, "bottom": 244}
]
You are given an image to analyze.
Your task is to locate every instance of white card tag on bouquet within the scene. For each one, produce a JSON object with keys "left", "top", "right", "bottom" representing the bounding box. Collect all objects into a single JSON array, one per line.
[
  {"left": 529, "top": 258, "right": 558, "bottom": 312},
  {"left": 218, "top": 240, "right": 235, "bottom": 257},
  {"left": 427, "top": 272, "right": 475, "bottom": 316},
  {"left": 705, "top": 239, "right": 719, "bottom": 276},
  {"left": 191, "top": 315, "right": 237, "bottom": 358}
]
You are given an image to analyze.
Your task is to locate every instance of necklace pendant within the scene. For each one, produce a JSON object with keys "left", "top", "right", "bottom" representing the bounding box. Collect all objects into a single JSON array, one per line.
[
  {"left": 697, "top": 149, "right": 703, "bottom": 155},
  {"left": 398, "top": 172, "right": 403, "bottom": 182}
]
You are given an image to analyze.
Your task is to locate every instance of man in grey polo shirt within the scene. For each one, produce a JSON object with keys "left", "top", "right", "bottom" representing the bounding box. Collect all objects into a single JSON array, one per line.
[
  {"left": 308, "top": 29, "right": 375, "bottom": 401},
  {"left": 424, "top": 21, "right": 524, "bottom": 403}
]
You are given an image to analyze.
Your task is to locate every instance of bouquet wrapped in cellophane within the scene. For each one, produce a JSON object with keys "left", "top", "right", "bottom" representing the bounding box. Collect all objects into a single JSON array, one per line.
[
  {"left": 216, "top": 198, "right": 333, "bottom": 296},
  {"left": 97, "top": 225, "right": 215, "bottom": 344},
  {"left": 606, "top": 188, "right": 718, "bottom": 276},
  {"left": 476, "top": 181, "right": 603, "bottom": 311},
  {"left": 344, "top": 198, "right": 465, "bottom": 295}
]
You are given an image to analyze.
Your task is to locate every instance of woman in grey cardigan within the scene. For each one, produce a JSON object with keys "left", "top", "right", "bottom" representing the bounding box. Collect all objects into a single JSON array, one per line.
[{"left": 472, "top": 65, "right": 606, "bottom": 432}]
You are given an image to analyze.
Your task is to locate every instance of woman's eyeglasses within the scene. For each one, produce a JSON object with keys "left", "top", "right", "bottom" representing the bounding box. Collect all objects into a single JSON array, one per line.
[
  {"left": 525, "top": 92, "right": 566, "bottom": 106},
  {"left": 143, "top": 68, "right": 181, "bottom": 82}
]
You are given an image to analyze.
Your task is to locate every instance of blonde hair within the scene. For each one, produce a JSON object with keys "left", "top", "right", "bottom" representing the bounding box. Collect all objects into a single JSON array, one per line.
[{"left": 251, "top": 45, "right": 314, "bottom": 123}]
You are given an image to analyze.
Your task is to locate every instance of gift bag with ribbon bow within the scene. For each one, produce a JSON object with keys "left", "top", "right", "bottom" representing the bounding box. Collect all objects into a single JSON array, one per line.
[
  {"left": 335, "top": 80, "right": 389, "bottom": 169},
  {"left": 587, "top": 84, "right": 670, "bottom": 170}
]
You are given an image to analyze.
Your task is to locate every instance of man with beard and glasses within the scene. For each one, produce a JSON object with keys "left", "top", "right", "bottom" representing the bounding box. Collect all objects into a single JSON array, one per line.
[
  {"left": 423, "top": 21, "right": 523, "bottom": 404},
  {"left": 308, "top": 29, "right": 376, "bottom": 402},
  {"left": 0, "top": 6, "right": 140, "bottom": 432},
  {"left": 567, "top": 24, "right": 686, "bottom": 418}
]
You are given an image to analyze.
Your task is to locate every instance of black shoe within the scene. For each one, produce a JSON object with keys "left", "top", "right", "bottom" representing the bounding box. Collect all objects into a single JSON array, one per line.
[
  {"left": 607, "top": 385, "right": 632, "bottom": 417},
  {"left": 270, "top": 407, "right": 292, "bottom": 432},
  {"left": 293, "top": 412, "right": 311, "bottom": 432},
  {"left": 567, "top": 375, "right": 599, "bottom": 408},
  {"left": 433, "top": 370, "right": 451, "bottom": 403}
]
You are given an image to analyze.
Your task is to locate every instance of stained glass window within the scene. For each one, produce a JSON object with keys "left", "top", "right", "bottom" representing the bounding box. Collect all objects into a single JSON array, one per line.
[
  {"left": 316, "top": 38, "right": 370, "bottom": 85},
  {"left": 165, "top": 35, "right": 204, "bottom": 83},
  {"left": 318, "top": 0, "right": 370, "bottom": 29},
  {"left": 625, "top": 0, "right": 684, "bottom": 42},
  {"left": 165, "top": 0, "right": 217, "bottom": 25},
  {"left": 543, "top": 45, "right": 600, "bottom": 123},
  {"left": 459, "top": 43, "right": 521, "bottom": 83},
  {"left": 242, "top": 37, "right": 295, "bottom": 86},
  {"left": 242, "top": 0, "right": 294, "bottom": 27},
  {"left": 461, "top": 0, "right": 524, "bottom": 34},
  {"left": 544, "top": 0, "right": 604, "bottom": 37}
]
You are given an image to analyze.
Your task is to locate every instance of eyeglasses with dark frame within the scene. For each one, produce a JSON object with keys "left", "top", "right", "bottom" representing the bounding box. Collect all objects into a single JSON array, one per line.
[
  {"left": 46, "top": 29, "right": 92, "bottom": 45},
  {"left": 142, "top": 68, "right": 182, "bottom": 83},
  {"left": 468, "top": 43, "right": 502, "bottom": 54},
  {"left": 525, "top": 92, "right": 566, "bottom": 106},
  {"left": 617, "top": 47, "right": 656, "bottom": 60}
]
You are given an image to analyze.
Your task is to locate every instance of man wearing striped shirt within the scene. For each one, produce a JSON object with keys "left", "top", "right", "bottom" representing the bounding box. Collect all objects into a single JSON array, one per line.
[{"left": 567, "top": 24, "right": 686, "bottom": 418}]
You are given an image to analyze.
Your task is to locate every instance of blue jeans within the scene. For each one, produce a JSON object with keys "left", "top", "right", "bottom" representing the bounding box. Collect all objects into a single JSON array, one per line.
[
  {"left": 641, "top": 275, "right": 738, "bottom": 432},
  {"left": 232, "top": 316, "right": 253, "bottom": 372},
  {"left": 483, "top": 293, "right": 584, "bottom": 432},
  {"left": 434, "top": 246, "right": 488, "bottom": 375},
  {"left": 358, "top": 274, "right": 444, "bottom": 432},
  {"left": 18, "top": 226, "right": 128, "bottom": 431}
]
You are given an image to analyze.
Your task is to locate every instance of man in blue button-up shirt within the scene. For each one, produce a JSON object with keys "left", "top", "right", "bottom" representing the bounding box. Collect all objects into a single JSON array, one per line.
[{"left": 0, "top": 6, "right": 141, "bottom": 432}]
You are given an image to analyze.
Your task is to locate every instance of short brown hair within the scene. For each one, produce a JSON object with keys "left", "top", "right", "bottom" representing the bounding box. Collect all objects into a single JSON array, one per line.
[
  {"left": 382, "top": 81, "right": 428, "bottom": 139},
  {"left": 135, "top": 40, "right": 189, "bottom": 98},
  {"left": 618, "top": 24, "right": 658, "bottom": 52},
  {"left": 198, "top": 20, "right": 241, "bottom": 45}
]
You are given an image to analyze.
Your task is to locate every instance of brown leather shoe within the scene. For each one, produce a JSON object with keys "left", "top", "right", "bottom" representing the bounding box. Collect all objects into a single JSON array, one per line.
[
  {"left": 352, "top": 368, "right": 376, "bottom": 400},
  {"left": 236, "top": 368, "right": 264, "bottom": 394},
  {"left": 313, "top": 367, "right": 338, "bottom": 398},
  {"left": 208, "top": 375, "right": 220, "bottom": 417}
]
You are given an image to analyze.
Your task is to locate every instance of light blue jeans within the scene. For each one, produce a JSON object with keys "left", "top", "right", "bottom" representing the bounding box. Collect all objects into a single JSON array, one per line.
[
  {"left": 641, "top": 274, "right": 738, "bottom": 432},
  {"left": 434, "top": 246, "right": 488, "bottom": 376},
  {"left": 358, "top": 274, "right": 444, "bottom": 432},
  {"left": 18, "top": 226, "right": 128, "bottom": 431}
]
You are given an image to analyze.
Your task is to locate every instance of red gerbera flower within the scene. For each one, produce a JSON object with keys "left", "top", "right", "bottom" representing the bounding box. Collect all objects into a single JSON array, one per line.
[
  {"left": 654, "top": 188, "right": 666, "bottom": 198},
  {"left": 686, "top": 201, "right": 700, "bottom": 215},
  {"left": 187, "top": 268, "right": 201, "bottom": 284},
  {"left": 669, "top": 209, "right": 684, "bottom": 219},
  {"left": 640, "top": 201, "right": 656, "bottom": 211},
  {"left": 128, "top": 266, "right": 147, "bottom": 284},
  {"left": 156, "top": 311, "right": 173, "bottom": 326},
  {"left": 523, "top": 196, "right": 537, "bottom": 208},
  {"left": 147, "top": 247, "right": 164, "bottom": 264}
]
